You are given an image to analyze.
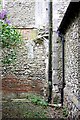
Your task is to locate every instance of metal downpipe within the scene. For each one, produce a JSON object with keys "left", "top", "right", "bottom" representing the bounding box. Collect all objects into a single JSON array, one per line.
[
  {"left": 48, "top": 0, "right": 53, "bottom": 103},
  {"left": 57, "top": 32, "right": 65, "bottom": 106}
]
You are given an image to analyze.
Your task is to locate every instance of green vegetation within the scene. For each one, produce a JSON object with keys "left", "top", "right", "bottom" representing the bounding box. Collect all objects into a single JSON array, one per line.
[
  {"left": 2, "top": 97, "right": 48, "bottom": 118},
  {"left": 62, "top": 106, "right": 69, "bottom": 117},
  {"left": 0, "top": 21, "right": 22, "bottom": 65},
  {"left": 0, "top": 6, "right": 22, "bottom": 69},
  {"left": 2, "top": 93, "right": 70, "bottom": 118},
  {"left": 23, "top": 106, "right": 47, "bottom": 118},
  {"left": 53, "top": 95, "right": 60, "bottom": 104},
  {"left": 26, "top": 93, "right": 48, "bottom": 107}
]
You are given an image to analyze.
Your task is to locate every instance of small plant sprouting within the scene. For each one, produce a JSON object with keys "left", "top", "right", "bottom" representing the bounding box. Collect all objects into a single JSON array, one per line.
[
  {"left": 62, "top": 106, "right": 69, "bottom": 117},
  {"left": 27, "top": 94, "right": 48, "bottom": 107},
  {"left": 53, "top": 95, "right": 60, "bottom": 104}
]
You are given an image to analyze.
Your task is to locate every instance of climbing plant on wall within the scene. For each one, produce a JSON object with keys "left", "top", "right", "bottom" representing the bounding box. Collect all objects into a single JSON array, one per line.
[{"left": 0, "top": 7, "right": 22, "bottom": 73}]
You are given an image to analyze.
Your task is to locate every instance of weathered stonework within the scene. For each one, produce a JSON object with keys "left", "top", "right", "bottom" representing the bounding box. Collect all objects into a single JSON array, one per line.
[
  {"left": 2, "top": 0, "right": 49, "bottom": 98},
  {"left": 53, "top": 0, "right": 70, "bottom": 31},
  {"left": 0, "top": 49, "right": 2, "bottom": 120},
  {"left": 53, "top": 1, "right": 80, "bottom": 118},
  {"left": 1, "top": 0, "right": 80, "bottom": 118},
  {"left": 58, "top": 10, "right": 80, "bottom": 119},
  {"left": 52, "top": 0, "right": 70, "bottom": 93},
  {"left": 5, "top": 0, "right": 35, "bottom": 27},
  {"left": 14, "top": 38, "right": 46, "bottom": 81},
  {"left": 2, "top": 28, "right": 48, "bottom": 97}
]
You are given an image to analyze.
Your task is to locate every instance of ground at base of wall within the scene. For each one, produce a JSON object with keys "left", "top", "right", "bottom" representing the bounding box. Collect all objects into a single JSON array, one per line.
[{"left": 2, "top": 92, "right": 77, "bottom": 120}]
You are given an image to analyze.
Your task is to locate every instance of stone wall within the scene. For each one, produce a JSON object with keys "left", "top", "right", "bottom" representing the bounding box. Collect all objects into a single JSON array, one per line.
[
  {"left": 52, "top": 0, "right": 71, "bottom": 93},
  {"left": 0, "top": 48, "right": 2, "bottom": 120},
  {"left": 5, "top": 0, "right": 35, "bottom": 27},
  {"left": 53, "top": 1, "right": 80, "bottom": 118},
  {"left": 2, "top": 27, "right": 48, "bottom": 97},
  {"left": 78, "top": 12, "right": 80, "bottom": 109},
  {"left": 53, "top": 0, "right": 71, "bottom": 31},
  {"left": 2, "top": 0, "right": 49, "bottom": 97},
  {"left": 14, "top": 33, "right": 46, "bottom": 81},
  {"left": 63, "top": 13, "right": 80, "bottom": 119}
]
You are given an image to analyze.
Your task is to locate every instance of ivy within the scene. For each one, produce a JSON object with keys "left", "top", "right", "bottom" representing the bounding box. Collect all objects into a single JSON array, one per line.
[
  {"left": 0, "top": 22, "right": 21, "bottom": 48},
  {"left": 0, "top": 7, "right": 22, "bottom": 71},
  {"left": 0, "top": 21, "right": 22, "bottom": 66}
]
